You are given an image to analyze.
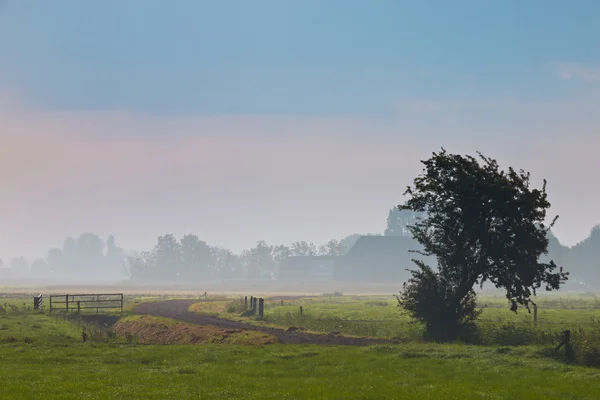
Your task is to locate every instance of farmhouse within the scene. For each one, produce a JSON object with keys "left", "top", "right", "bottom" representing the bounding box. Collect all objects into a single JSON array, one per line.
[
  {"left": 278, "top": 236, "right": 428, "bottom": 283},
  {"left": 334, "top": 235, "right": 417, "bottom": 283},
  {"left": 278, "top": 255, "right": 337, "bottom": 281}
]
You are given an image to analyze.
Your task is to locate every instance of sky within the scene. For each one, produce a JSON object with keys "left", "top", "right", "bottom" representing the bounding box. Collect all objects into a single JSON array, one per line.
[{"left": 0, "top": 0, "right": 599, "bottom": 260}]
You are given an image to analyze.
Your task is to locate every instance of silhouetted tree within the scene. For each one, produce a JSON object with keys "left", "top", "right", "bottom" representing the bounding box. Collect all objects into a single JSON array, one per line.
[
  {"left": 180, "top": 234, "right": 213, "bottom": 278},
  {"left": 9, "top": 257, "right": 28, "bottom": 277},
  {"left": 105, "top": 235, "right": 125, "bottom": 273},
  {"left": 384, "top": 208, "right": 425, "bottom": 236},
  {"left": 46, "top": 248, "right": 63, "bottom": 273},
  {"left": 76, "top": 233, "right": 106, "bottom": 271},
  {"left": 211, "top": 247, "right": 242, "bottom": 278},
  {"left": 153, "top": 234, "right": 182, "bottom": 278},
  {"left": 318, "top": 239, "right": 346, "bottom": 256},
  {"left": 30, "top": 259, "right": 50, "bottom": 276},
  {"left": 397, "top": 149, "right": 568, "bottom": 341},
  {"left": 290, "top": 241, "right": 317, "bottom": 256}
]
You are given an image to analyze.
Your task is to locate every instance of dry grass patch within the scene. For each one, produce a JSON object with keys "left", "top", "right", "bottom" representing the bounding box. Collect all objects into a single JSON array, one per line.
[
  {"left": 187, "top": 301, "right": 227, "bottom": 315},
  {"left": 114, "top": 315, "right": 277, "bottom": 345}
]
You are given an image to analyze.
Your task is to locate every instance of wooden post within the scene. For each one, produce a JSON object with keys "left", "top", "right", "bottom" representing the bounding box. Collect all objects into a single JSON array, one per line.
[
  {"left": 77, "top": 301, "right": 81, "bottom": 314},
  {"left": 533, "top": 304, "right": 538, "bottom": 328},
  {"left": 555, "top": 330, "right": 574, "bottom": 361},
  {"left": 259, "top": 298, "right": 264, "bottom": 320},
  {"left": 65, "top": 295, "right": 69, "bottom": 313},
  {"left": 245, "top": 296, "right": 248, "bottom": 308},
  {"left": 253, "top": 298, "right": 258, "bottom": 315},
  {"left": 564, "top": 330, "right": 573, "bottom": 361},
  {"left": 121, "top": 293, "right": 124, "bottom": 314},
  {"left": 299, "top": 306, "right": 303, "bottom": 316},
  {"left": 49, "top": 296, "right": 53, "bottom": 314}
]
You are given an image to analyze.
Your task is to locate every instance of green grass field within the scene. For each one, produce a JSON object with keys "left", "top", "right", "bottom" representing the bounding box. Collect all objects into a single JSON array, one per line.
[
  {"left": 2, "top": 292, "right": 600, "bottom": 399},
  {"left": 189, "top": 293, "right": 600, "bottom": 343}
]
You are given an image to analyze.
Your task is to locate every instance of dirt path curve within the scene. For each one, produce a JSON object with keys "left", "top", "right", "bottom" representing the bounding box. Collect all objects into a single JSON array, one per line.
[{"left": 135, "top": 300, "right": 393, "bottom": 346}]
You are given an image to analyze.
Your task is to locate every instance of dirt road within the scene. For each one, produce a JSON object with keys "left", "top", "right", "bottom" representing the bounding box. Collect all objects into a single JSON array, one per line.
[{"left": 135, "top": 300, "right": 393, "bottom": 346}]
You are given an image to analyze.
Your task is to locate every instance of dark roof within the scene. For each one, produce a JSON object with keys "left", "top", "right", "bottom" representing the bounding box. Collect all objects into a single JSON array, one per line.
[
  {"left": 279, "top": 255, "right": 338, "bottom": 270},
  {"left": 344, "top": 235, "right": 416, "bottom": 259}
]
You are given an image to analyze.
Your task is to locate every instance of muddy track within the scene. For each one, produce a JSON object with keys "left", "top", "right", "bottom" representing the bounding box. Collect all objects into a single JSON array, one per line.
[{"left": 135, "top": 300, "right": 394, "bottom": 346}]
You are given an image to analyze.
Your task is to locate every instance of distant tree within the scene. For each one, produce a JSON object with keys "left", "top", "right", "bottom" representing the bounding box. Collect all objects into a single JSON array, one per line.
[
  {"left": 180, "top": 234, "right": 213, "bottom": 278},
  {"left": 272, "top": 244, "right": 291, "bottom": 265},
  {"left": 105, "top": 235, "right": 125, "bottom": 273},
  {"left": 318, "top": 239, "right": 346, "bottom": 256},
  {"left": 153, "top": 234, "right": 182, "bottom": 278},
  {"left": 123, "top": 251, "right": 149, "bottom": 281},
  {"left": 211, "top": 247, "right": 242, "bottom": 278},
  {"left": 46, "top": 248, "right": 63, "bottom": 273},
  {"left": 567, "top": 225, "right": 600, "bottom": 285},
  {"left": 30, "top": 259, "right": 50, "bottom": 276},
  {"left": 9, "top": 257, "right": 28, "bottom": 277},
  {"left": 384, "top": 208, "right": 425, "bottom": 236},
  {"left": 290, "top": 241, "right": 317, "bottom": 256},
  {"left": 397, "top": 149, "right": 568, "bottom": 341},
  {"left": 76, "top": 233, "right": 106, "bottom": 270},
  {"left": 62, "top": 237, "right": 77, "bottom": 271}
]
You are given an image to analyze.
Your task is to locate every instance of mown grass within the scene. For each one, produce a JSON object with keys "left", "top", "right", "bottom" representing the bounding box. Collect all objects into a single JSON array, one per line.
[
  {"left": 2, "top": 340, "right": 600, "bottom": 399},
  {"left": 193, "top": 293, "right": 600, "bottom": 366},
  {"left": 2, "top": 294, "right": 600, "bottom": 398}
]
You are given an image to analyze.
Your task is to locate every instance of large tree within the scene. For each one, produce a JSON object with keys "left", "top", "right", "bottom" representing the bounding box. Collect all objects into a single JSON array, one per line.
[{"left": 397, "top": 149, "right": 568, "bottom": 341}]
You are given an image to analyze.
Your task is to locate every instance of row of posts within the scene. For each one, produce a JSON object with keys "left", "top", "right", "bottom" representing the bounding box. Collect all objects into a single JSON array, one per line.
[{"left": 244, "top": 296, "right": 264, "bottom": 319}]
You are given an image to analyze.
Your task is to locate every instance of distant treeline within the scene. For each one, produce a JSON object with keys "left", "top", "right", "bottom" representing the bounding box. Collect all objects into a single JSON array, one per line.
[{"left": 1, "top": 208, "right": 599, "bottom": 285}]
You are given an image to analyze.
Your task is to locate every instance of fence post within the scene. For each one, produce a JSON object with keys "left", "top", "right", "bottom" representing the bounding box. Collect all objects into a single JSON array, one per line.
[
  {"left": 65, "top": 295, "right": 69, "bottom": 313},
  {"left": 533, "top": 304, "right": 538, "bottom": 328},
  {"left": 253, "top": 298, "right": 258, "bottom": 315},
  {"left": 49, "top": 296, "right": 52, "bottom": 314},
  {"left": 564, "top": 330, "right": 573, "bottom": 361},
  {"left": 245, "top": 296, "right": 248, "bottom": 309},
  {"left": 33, "top": 294, "right": 43, "bottom": 311},
  {"left": 259, "top": 298, "right": 264, "bottom": 320},
  {"left": 121, "top": 293, "right": 124, "bottom": 314},
  {"left": 77, "top": 301, "right": 81, "bottom": 314},
  {"left": 555, "top": 330, "right": 574, "bottom": 361},
  {"left": 299, "top": 306, "right": 303, "bottom": 316}
]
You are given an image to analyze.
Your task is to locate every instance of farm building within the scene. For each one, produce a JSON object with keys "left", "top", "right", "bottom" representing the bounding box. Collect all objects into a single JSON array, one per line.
[
  {"left": 278, "top": 236, "right": 431, "bottom": 283},
  {"left": 278, "top": 255, "right": 337, "bottom": 281},
  {"left": 333, "top": 235, "right": 418, "bottom": 283}
]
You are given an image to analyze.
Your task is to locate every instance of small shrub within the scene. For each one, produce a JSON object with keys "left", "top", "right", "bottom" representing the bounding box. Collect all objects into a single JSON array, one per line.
[
  {"left": 365, "top": 301, "right": 389, "bottom": 307},
  {"left": 225, "top": 298, "right": 247, "bottom": 314}
]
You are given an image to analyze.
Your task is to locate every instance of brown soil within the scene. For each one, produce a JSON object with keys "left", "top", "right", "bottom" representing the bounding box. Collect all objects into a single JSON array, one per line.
[
  {"left": 114, "top": 315, "right": 277, "bottom": 345},
  {"left": 135, "top": 299, "right": 394, "bottom": 346}
]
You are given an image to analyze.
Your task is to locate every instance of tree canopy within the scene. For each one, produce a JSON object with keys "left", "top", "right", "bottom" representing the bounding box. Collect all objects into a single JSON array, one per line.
[{"left": 397, "top": 149, "right": 569, "bottom": 340}]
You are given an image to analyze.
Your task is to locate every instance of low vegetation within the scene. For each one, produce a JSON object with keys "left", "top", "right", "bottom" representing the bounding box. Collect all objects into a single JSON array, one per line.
[{"left": 113, "top": 315, "right": 277, "bottom": 345}]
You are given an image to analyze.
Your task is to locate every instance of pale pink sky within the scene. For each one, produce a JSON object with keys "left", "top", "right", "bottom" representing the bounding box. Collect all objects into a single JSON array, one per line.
[{"left": 0, "top": 92, "right": 599, "bottom": 260}]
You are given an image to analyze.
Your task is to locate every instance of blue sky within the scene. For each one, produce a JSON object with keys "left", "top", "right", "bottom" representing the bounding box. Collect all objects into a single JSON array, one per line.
[
  {"left": 1, "top": 0, "right": 598, "bottom": 115},
  {"left": 0, "top": 1, "right": 599, "bottom": 259}
]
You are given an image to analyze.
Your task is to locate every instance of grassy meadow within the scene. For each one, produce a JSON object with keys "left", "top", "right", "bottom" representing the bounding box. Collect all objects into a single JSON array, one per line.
[
  {"left": 2, "top": 291, "right": 600, "bottom": 398},
  {"left": 190, "top": 292, "right": 600, "bottom": 363}
]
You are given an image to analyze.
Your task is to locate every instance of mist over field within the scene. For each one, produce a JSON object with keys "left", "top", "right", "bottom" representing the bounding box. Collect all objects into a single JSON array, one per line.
[{"left": 1, "top": 1, "right": 599, "bottom": 293}]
